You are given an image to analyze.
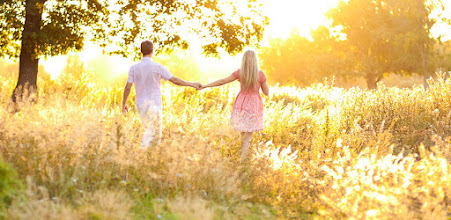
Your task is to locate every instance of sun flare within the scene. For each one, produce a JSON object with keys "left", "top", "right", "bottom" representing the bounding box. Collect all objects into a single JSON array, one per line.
[{"left": 260, "top": 0, "right": 340, "bottom": 39}]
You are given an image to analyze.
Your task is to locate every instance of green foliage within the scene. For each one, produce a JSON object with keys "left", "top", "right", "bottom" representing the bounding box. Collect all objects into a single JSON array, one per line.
[
  {"left": 2, "top": 0, "right": 269, "bottom": 100},
  {"left": 0, "top": 158, "right": 22, "bottom": 215},
  {"left": 327, "top": 0, "right": 450, "bottom": 88},
  {"left": 0, "top": 0, "right": 106, "bottom": 59},
  {"left": 0, "top": 0, "right": 268, "bottom": 60},
  {"left": 259, "top": 0, "right": 451, "bottom": 88}
]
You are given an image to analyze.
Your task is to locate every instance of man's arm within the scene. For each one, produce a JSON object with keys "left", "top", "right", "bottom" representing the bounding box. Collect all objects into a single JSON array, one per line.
[
  {"left": 169, "top": 76, "right": 201, "bottom": 89},
  {"left": 122, "top": 82, "right": 133, "bottom": 116}
]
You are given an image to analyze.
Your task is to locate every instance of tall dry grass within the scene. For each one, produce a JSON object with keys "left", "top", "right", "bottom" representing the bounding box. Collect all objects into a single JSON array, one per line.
[{"left": 0, "top": 70, "right": 451, "bottom": 219}]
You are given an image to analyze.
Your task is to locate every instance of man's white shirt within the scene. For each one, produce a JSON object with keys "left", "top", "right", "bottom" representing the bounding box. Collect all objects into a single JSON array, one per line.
[{"left": 127, "top": 57, "right": 173, "bottom": 111}]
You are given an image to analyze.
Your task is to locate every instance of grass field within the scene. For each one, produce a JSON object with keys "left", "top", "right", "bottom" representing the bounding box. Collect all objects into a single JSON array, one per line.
[{"left": 0, "top": 72, "right": 450, "bottom": 219}]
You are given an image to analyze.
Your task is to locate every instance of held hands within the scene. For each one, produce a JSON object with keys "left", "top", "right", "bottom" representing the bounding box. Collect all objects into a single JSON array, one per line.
[
  {"left": 191, "top": 82, "right": 202, "bottom": 90},
  {"left": 191, "top": 82, "right": 207, "bottom": 90}
]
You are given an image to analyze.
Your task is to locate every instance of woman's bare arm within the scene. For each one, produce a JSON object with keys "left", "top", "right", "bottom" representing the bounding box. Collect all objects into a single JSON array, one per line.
[
  {"left": 203, "top": 75, "right": 237, "bottom": 88},
  {"left": 261, "top": 82, "right": 269, "bottom": 96}
]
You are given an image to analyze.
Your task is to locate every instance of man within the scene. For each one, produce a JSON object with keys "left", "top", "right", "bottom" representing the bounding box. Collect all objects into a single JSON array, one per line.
[{"left": 122, "top": 40, "right": 201, "bottom": 149}]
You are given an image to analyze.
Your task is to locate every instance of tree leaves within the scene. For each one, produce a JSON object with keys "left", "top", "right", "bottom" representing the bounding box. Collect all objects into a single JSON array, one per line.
[
  {"left": 327, "top": 0, "right": 448, "bottom": 88},
  {"left": 0, "top": 0, "right": 268, "bottom": 60},
  {"left": 0, "top": 0, "right": 25, "bottom": 59}
]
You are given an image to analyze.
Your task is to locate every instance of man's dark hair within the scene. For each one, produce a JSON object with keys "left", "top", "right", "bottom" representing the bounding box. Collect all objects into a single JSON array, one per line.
[{"left": 141, "top": 40, "right": 153, "bottom": 55}]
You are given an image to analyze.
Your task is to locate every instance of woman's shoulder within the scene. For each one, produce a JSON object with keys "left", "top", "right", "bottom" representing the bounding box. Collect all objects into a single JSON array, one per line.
[{"left": 232, "top": 69, "right": 240, "bottom": 78}]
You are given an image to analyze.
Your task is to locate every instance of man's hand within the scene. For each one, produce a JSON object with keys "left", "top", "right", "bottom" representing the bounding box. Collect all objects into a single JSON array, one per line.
[
  {"left": 122, "top": 104, "right": 129, "bottom": 117},
  {"left": 122, "top": 82, "right": 132, "bottom": 117}
]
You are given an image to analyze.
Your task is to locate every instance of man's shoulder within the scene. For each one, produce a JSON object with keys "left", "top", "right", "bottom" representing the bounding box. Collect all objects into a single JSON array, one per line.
[
  {"left": 134, "top": 59, "right": 166, "bottom": 68},
  {"left": 129, "top": 60, "right": 171, "bottom": 78},
  {"left": 152, "top": 62, "right": 170, "bottom": 73},
  {"left": 130, "top": 61, "right": 142, "bottom": 69},
  {"left": 151, "top": 61, "right": 165, "bottom": 68}
]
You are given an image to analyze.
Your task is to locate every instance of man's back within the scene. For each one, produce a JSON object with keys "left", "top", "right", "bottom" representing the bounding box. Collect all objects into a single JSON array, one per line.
[
  {"left": 127, "top": 57, "right": 173, "bottom": 110},
  {"left": 122, "top": 40, "right": 200, "bottom": 148}
]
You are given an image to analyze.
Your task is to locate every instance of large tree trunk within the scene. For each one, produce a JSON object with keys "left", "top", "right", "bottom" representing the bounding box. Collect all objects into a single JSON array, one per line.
[{"left": 11, "top": 0, "right": 43, "bottom": 103}]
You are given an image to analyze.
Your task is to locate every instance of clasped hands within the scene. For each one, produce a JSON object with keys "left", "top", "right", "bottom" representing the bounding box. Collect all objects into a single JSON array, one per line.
[{"left": 191, "top": 82, "right": 207, "bottom": 90}]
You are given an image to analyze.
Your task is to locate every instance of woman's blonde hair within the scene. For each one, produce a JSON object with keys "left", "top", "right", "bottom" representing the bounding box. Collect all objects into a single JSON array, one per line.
[{"left": 240, "top": 50, "right": 260, "bottom": 92}]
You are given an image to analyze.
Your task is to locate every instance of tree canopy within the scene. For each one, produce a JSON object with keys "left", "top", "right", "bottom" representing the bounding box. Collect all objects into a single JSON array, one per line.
[
  {"left": 260, "top": 0, "right": 450, "bottom": 89},
  {"left": 327, "top": 0, "right": 449, "bottom": 88},
  {"left": 0, "top": 0, "right": 268, "bottom": 101},
  {"left": 1, "top": 0, "right": 268, "bottom": 58}
]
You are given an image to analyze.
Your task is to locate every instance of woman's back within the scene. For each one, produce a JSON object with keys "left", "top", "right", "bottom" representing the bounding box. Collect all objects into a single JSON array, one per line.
[{"left": 232, "top": 69, "right": 266, "bottom": 94}]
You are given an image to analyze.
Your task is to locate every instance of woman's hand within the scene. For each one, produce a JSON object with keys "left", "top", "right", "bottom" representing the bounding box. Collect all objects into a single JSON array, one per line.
[{"left": 191, "top": 82, "right": 202, "bottom": 89}]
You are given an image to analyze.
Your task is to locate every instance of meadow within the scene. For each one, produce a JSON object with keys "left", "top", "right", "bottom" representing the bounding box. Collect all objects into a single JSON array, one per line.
[{"left": 0, "top": 71, "right": 451, "bottom": 219}]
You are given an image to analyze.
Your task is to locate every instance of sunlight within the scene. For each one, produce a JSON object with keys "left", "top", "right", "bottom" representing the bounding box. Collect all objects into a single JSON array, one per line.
[
  {"left": 2, "top": 56, "right": 451, "bottom": 218},
  {"left": 431, "top": 0, "right": 451, "bottom": 41},
  {"left": 38, "top": 0, "right": 451, "bottom": 81},
  {"left": 40, "top": 0, "right": 341, "bottom": 80},
  {"left": 260, "top": 0, "right": 340, "bottom": 39},
  {"left": 41, "top": 56, "right": 66, "bottom": 80},
  {"left": 41, "top": 42, "right": 133, "bottom": 80}
]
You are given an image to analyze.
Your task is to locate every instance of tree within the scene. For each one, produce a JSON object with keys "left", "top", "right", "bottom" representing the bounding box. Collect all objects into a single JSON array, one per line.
[
  {"left": 0, "top": 0, "right": 268, "bottom": 102},
  {"left": 442, "top": 40, "right": 451, "bottom": 72},
  {"left": 260, "top": 33, "right": 316, "bottom": 85},
  {"left": 260, "top": 27, "right": 348, "bottom": 86},
  {"left": 326, "top": 0, "right": 445, "bottom": 89},
  {"left": 399, "top": 0, "right": 449, "bottom": 88},
  {"left": 434, "top": 40, "right": 451, "bottom": 77}
]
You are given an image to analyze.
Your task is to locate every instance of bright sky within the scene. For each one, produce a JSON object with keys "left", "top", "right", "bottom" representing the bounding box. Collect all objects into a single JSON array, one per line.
[
  {"left": 261, "top": 0, "right": 340, "bottom": 39},
  {"left": 41, "top": 0, "right": 451, "bottom": 80}
]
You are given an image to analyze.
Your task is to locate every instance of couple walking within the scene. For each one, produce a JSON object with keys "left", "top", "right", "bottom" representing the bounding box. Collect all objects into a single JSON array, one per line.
[{"left": 122, "top": 40, "right": 269, "bottom": 162}]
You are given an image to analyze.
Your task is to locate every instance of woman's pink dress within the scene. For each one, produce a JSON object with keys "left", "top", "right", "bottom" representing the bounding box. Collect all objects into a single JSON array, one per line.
[{"left": 230, "top": 69, "right": 266, "bottom": 132}]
